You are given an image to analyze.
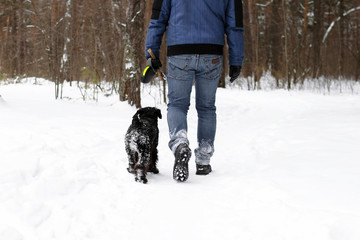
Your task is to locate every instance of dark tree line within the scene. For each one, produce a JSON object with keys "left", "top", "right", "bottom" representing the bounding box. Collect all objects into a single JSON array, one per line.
[
  {"left": 242, "top": 0, "right": 360, "bottom": 90},
  {"left": 1, "top": 0, "right": 360, "bottom": 106},
  {"left": 0, "top": 0, "right": 146, "bottom": 107}
]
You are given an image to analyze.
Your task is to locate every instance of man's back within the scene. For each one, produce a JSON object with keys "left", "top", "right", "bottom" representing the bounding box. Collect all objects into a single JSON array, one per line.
[
  {"left": 146, "top": 0, "right": 244, "bottom": 66},
  {"left": 166, "top": 0, "right": 228, "bottom": 46}
]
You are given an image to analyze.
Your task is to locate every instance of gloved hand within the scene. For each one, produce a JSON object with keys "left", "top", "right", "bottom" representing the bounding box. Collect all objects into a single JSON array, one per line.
[
  {"left": 229, "top": 65, "right": 242, "bottom": 83},
  {"left": 142, "top": 58, "right": 162, "bottom": 84},
  {"left": 147, "top": 57, "right": 162, "bottom": 71}
]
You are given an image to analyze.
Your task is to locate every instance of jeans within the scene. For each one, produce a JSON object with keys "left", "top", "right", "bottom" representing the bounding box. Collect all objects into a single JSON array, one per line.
[{"left": 167, "top": 54, "right": 223, "bottom": 165}]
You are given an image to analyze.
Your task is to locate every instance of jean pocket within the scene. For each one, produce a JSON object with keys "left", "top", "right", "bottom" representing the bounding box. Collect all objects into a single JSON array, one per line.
[
  {"left": 203, "top": 56, "right": 223, "bottom": 80},
  {"left": 167, "top": 56, "right": 191, "bottom": 80}
]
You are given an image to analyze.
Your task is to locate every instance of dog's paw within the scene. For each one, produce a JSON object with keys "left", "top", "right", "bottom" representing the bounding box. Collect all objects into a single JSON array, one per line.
[
  {"left": 135, "top": 169, "right": 148, "bottom": 184},
  {"left": 147, "top": 166, "right": 159, "bottom": 174},
  {"left": 135, "top": 177, "right": 148, "bottom": 184}
]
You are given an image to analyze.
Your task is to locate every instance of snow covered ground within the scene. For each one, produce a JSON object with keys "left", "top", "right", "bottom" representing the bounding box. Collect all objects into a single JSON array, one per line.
[{"left": 1, "top": 78, "right": 360, "bottom": 240}]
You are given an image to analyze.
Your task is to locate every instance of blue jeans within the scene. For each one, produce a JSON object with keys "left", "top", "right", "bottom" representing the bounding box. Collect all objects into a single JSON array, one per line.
[{"left": 167, "top": 54, "right": 223, "bottom": 165}]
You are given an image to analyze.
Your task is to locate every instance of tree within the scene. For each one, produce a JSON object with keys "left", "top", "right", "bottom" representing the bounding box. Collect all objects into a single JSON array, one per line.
[
  {"left": 122, "top": 0, "right": 146, "bottom": 108},
  {"left": 2, "top": 0, "right": 360, "bottom": 102}
]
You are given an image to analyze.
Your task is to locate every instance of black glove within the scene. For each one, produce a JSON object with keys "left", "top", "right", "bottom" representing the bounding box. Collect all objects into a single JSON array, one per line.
[
  {"left": 229, "top": 65, "right": 242, "bottom": 83},
  {"left": 147, "top": 57, "right": 162, "bottom": 71},
  {"left": 142, "top": 57, "right": 162, "bottom": 84}
]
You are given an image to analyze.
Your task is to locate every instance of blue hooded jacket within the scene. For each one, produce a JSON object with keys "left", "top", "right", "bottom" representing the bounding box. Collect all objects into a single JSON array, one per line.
[{"left": 145, "top": 0, "right": 244, "bottom": 66}]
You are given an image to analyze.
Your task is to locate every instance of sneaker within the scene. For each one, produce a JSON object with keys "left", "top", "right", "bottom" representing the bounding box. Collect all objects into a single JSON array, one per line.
[
  {"left": 196, "top": 164, "right": 212, "bottom": 175},
  {"left": 173, "top": 143, "right": 192, "bottom": 182}
]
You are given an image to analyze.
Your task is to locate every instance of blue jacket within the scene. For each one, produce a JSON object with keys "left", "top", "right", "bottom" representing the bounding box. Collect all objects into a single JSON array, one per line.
[{"left": 145, "top": 0, "right": 244, "bottom": 66}]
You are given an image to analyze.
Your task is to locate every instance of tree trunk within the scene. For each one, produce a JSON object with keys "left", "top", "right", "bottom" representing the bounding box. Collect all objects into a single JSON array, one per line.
[
  {"left": 250, "top": 0, "right": 261, "bottom": 89},
  {"left": 123, "top": 0, "right": 146, "bottom": 108},
  {"left": 357, "top": 56, "right": 360, "bottom": 81},
  {"left": 302, "top": 0, "right": 309, "bottom": 45},
  {"left": 17, "top": 0, "right": 26, "bottom": 75},
  {"left": 282, "top": 0, "right": 290, "bottom": 89},
  {"left": 357, "top": 16, "right": 360, "bottom": 81},
  {"left": 270, "top": 0, "right": 283, "bottom": 87},
  {"left": 313, "top": 0, "right": 323, "bottom": 79},
  {"left": 218, "top": 46, "right": 227, "bottom": 88},
  {"left": 338, "top": 0, "right": 345, "bottom": 79}
]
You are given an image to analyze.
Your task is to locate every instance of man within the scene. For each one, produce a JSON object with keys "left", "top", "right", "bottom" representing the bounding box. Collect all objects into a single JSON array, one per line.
[{"left": 144, "top": 0, "right": 244, "bottom": 182}]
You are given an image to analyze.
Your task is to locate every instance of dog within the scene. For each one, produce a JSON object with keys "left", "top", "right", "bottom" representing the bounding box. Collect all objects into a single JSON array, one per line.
[{"left": 125, "top": 107, "right": 162, "bottom": 183}]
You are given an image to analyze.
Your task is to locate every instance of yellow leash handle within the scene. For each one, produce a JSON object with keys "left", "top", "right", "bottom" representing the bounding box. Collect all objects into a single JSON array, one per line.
[{"left": 147, "top": 49, "right": 164, "bottom": 81}]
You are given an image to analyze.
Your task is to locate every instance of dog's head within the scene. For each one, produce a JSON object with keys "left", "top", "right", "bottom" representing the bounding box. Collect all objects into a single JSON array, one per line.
[{"left": 133, "top": 107, "right": 162, "bottom": 125}]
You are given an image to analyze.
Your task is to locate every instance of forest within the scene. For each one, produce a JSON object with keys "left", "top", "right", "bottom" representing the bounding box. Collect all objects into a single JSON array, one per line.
[{"left": 1, "top": 0, "right": 360, "bottom": 107}]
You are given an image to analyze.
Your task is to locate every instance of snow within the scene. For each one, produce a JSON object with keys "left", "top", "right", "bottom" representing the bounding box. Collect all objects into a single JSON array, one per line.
[{"left": 1, "top": 78, "right": 360, "bottom": 240}]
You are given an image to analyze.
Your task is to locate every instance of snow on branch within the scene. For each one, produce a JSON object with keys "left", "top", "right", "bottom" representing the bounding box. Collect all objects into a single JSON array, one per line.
[
  {"left": 131, "top": 10, "right": 142, "bottom": 23},
  {"left": 256, "top": 0, "right": 273, "bottom": 8},
  {"left": 323, "top": 6, "right": 360, "bottom": 43}
]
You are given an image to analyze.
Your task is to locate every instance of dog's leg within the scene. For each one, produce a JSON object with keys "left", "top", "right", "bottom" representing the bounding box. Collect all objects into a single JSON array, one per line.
[
  {"left": 126, "top": 148, "right": 137, "bottom": 174},
  {"left": 148, "top": 133, "right": 159, "bottom": 174},
  {"left": 135, "top": 149, "right": 151, "bottom": 183},
  {"left": 148, "top": 146, "right": 159, "bottom": 174},
  {"left": 127, "top": 155, "right": 137, "bottom": 174},
  {"left": 134, "top": 166, "right": 148, "bottom": 184}
]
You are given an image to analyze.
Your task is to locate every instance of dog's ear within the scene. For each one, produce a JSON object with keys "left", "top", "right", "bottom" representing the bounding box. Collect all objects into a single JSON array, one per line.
[{"left": 156, "top": 109, "right": 162, "bottom": 119}]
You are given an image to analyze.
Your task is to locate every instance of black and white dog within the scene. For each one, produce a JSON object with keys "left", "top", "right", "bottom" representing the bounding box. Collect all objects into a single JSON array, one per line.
[{"left": 125, "top": 107, "right": 162, "bottom": 183}]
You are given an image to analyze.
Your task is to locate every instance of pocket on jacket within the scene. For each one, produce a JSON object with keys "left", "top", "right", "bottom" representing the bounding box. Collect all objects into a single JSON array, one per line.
[
  {"left": 203, "top": 56, "right": 223, "bottom": 80},
  {"left": 167, "top": 56, "right": 191, "bottom": 80}
]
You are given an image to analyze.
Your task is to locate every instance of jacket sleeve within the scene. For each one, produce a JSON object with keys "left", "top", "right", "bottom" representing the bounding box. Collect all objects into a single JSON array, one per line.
[
  {"left": 225, "top": 0, "right": 244, "bottom": 66},
  {"left": 145, "top": 0, "right": 170, "bottom": 59}
]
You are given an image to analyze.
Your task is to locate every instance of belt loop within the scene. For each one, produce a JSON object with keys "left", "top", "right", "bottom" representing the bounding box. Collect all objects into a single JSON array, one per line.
[{"left": 195, "top": 54, "right": 200, "bottom": 70}]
